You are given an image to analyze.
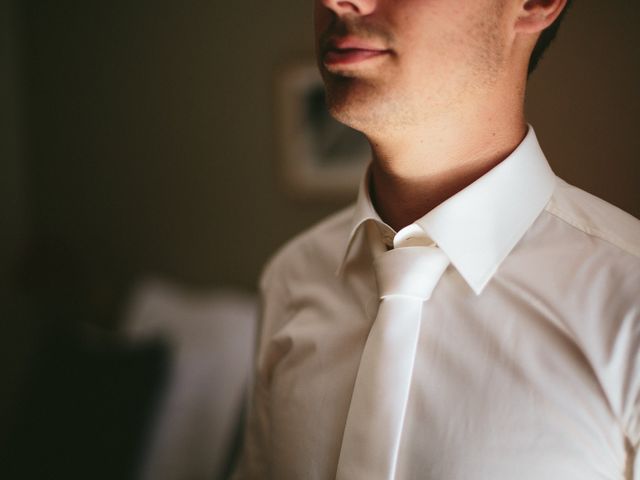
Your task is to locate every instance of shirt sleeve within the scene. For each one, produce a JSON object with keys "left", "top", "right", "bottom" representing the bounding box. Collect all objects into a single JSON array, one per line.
[
  {"left": 231, "top": 255, "right": 291, "bottom": 480},
  {"left": 231, "top": 376, "right": 270, "bottom": 479},
  {"left": 628, "top": 355, "right": 639, "bottom": 480},
  {"left": 623, "top": 299, "right": 640, "bottom": 479}
]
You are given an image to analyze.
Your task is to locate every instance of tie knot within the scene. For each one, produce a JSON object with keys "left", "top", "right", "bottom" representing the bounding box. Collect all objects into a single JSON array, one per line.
[{"left": 374, "top": 246, "right": 449, "bottom": 300}]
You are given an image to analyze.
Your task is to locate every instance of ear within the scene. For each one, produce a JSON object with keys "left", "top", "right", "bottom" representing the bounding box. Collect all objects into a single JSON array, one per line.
[{"left": 515, "top": 0, "right": 568, "bottom": 34}]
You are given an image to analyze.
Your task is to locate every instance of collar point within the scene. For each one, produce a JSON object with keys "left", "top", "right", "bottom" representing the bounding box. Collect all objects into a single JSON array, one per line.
[{"left": 462, "top": 272, "right": 492, "bottom": 297}]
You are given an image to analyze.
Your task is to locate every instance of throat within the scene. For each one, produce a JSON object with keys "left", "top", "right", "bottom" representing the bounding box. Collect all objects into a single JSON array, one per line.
[{"left": 368, "top": 124, "right": 527, "bottom": 231}]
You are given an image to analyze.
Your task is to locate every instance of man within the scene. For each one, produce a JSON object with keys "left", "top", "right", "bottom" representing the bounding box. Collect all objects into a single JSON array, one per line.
[{"left": 236, "top": 0, "right": 640, "bottom": 478}]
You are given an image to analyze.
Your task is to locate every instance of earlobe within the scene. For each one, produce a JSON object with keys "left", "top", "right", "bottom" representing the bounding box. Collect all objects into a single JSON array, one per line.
[{"left": 515, "top": 0, "right": 567, "bottom": 34}]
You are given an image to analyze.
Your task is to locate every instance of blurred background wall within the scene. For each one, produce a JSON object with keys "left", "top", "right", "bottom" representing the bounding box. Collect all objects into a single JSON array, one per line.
[
  {"left": 0, "top": 0, "right": 638, "bottom": 474},
  {"left": 526, "top": 1, "right": 640, "bottom": 216},
  {"left": 4, "top": 0, "right": 640, "bottom": 313},
  {"left": 20, "top": 0, "right": 341, "bottom": 294},
  {"left": 0, "top": 0, "right": 26, "bottom": 288},
  {"left": 1, "top": 0, "right": 30, "bottom": 449}
]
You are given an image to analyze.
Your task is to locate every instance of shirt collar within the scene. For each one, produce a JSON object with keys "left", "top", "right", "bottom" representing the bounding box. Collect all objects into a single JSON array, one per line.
[{"left": 337, "top": 126, "right": 556, "bottom": 295}]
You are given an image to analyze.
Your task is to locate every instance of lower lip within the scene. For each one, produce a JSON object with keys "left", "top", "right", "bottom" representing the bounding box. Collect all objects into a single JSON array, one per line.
[{"left": 324, "top": 49, "right": 389, "bottom": 67}]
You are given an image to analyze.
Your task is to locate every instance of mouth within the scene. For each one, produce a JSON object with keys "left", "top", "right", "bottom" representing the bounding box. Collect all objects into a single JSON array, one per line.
[
  {"left": 321, "top": 36, "right": 392, "bottom": 70},
  {"left": 324, "top": 48, "right": 390, "bottom": 67}
]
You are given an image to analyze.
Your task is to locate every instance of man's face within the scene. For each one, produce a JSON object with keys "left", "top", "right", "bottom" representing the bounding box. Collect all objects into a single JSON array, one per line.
[{"left": 314, "top": 0, "right": 512, "bottom": 133}]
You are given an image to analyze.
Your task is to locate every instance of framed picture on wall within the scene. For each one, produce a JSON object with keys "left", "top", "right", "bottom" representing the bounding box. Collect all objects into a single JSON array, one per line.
[{"left": 275, "top": 61, "right": 370, "bottom": 200}]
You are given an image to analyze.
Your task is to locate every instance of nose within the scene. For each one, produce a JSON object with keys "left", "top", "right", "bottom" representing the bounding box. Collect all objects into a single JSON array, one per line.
[{"left": 320, "top": 0, "right": 376, "bottom": 16}]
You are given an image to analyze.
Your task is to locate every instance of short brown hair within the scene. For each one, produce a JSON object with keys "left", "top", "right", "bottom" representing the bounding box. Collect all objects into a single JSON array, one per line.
[{"left": 528, "top": 0, "right": 573, "bottom": 75}]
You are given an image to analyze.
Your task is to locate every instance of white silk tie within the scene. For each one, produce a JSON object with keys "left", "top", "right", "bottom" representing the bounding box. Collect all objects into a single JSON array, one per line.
[{"left": 336, "top": 226, "right": 450, "bottom": 480}]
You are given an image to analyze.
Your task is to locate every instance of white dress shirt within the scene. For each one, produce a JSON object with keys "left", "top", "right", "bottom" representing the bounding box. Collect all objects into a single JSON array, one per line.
[{"left": 236, "top": 127, "right": 640, "bottom": 480}]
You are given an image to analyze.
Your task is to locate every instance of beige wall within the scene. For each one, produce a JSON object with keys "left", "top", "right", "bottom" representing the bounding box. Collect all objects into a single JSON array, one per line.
[
  {"left": 17, "top": 0, "right": 640, "bottom": 323},
  {"left": 526, "top": 1, "right": 640, "bottom": 215}
]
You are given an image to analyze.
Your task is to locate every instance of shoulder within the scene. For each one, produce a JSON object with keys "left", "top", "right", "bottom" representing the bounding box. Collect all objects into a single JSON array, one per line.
[
  {"left": 541, "top": 181, "right": 640, "bottom": 445},
  {"left": 255, "top": 204, "right": 355, "bottom": 352},
  {"left": 545, "top": 177, "right": 640, "bottom": 259},
  {"left": 259, "top": 204, "right": 355, "bottom": 291}
]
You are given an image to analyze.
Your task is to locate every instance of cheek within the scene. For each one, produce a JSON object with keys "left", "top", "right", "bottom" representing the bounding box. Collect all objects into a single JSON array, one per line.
[
  {"left": 313, "top": 4, "right": 331, "bottom": 40},
  {"left": 392, "top": 2, "right": 460, "bottom": 62},
  {"left": 401, "top": 11, "right": 503, "bottom": 84},
  {"left": 397, "top": 24, "right": 455, "bottom": 82}
]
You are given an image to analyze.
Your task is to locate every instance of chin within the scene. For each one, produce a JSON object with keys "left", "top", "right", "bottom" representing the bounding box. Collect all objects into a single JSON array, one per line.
[{"left": 323, "top": 76, "right": 383, "bottom": 134}]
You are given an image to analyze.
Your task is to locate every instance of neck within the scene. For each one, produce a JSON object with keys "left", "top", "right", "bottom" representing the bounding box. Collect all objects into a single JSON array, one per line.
[{"left": 367, "top": 93, "right": 527, "bottom": 232}]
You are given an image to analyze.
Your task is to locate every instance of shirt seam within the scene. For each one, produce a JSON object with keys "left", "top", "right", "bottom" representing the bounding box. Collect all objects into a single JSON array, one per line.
[{"left": 544, "top": 204, "right": 640, "bottom": 260}]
